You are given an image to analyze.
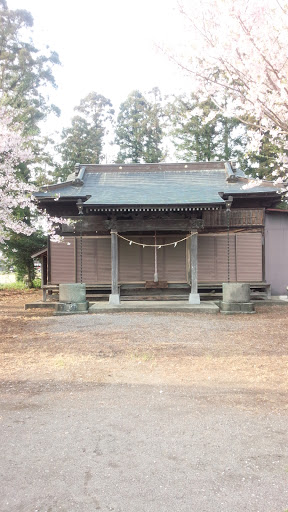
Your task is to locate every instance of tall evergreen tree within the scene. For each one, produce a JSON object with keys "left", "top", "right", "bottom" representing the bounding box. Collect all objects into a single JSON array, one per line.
[
  {"left": 55, "top": 92, "right": 114, "bottom": 181},
  {"left": 0, "top": 0, "right": 60, "bottom": 183},
  {"left": 115, "top": 89, "right": 165, "bottom": 163},
  {"left": 244, "top": 129, "right": 284, "bottom": 180},
  {"left": 144, "top": 87, "right": 165, "bottom": 163},
  {"left": 0, "top": 0, "right": 60, "bottom": 135},
  {"left": 0, "top": 1, "right": 60, "bottom": 284},
  {"left": 167, "top": 93, "right": 245, "bottom": 162}
]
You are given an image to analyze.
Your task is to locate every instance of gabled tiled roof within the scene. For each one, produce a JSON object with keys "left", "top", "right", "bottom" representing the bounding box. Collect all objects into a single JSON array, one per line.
[{"left": 35, "top": 162, "right": 279, "bottom": 208}]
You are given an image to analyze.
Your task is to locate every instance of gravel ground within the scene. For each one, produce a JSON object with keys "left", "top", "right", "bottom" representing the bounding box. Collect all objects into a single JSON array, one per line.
[{"left": 0, "top": 290, "right": 288, "bottom": 512}]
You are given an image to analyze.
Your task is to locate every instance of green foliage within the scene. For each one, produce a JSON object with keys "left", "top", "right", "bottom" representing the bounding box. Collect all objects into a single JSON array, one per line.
[
  {"left": 31, "top": 135, "right": 58, "bottom": 187},
  {"left": 144, "top": 88, "right": 166, "bottom": 163},
  {"left": 55, "top": 116, "right": 97, "bottom": 182},
  {"left": 0, "top": 0, "right": 60, "bottom": 197},
  {"left": 1, "top": 228, "right": 46, "bottom": 288},
  {"left": 166, "top": 93, "right": 246, "bottom": 162},
  {"left": 55, "top": 92, "right": 114, "bottom": 182},
  {"left": 0, "top": 277, "right": 40, "bottom": 290},
  {"left": 245, "top": 131, "right": 285, "bottom": 180},
  {"left": 75, "top": 91, "right": 114, "bottom": 127},
  {"left": 0, "top": 0, "right": 60, "bottom": 136},
  {"left": 115, "top": 89, "right": 165, "bottom": 163},
  {"left": 274, "top": 200, "right": 288, "bottom": 209},
  {"left": 32, "top": 277, "right": 41, "bottom": 288},
  {"left": 0, "top": 281, "right": 27, "bottom": 290}
]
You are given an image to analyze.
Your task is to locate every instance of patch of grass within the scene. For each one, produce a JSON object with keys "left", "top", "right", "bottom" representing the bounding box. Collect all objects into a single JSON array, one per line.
[
  {"left": 0, "top": 278, "right": 41, "bottom": 290},
  {"left": 54, "top": 357, "right": 66, "bottom": 368},
  {"left": 129, "top": 351, "right": 156, "bottom": 362},
  {"left": 0, "top": 281, "right": 27, "bottom": 290}
]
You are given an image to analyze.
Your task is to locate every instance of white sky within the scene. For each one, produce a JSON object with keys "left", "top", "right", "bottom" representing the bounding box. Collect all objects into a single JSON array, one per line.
[{"left": 8, "top": 0, "right": 190, "bottom": 137}]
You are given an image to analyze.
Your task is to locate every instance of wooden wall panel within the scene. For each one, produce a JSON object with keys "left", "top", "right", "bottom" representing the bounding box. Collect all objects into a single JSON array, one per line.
[
  {"left": 203, "top": 208, "right": 264, "bottom": 228},
  {"left": 198, "top": 236, "right": 216, "bottom": 281},
  {"left": 50, "top": 232, "right": 263, "bottom": 286},
  {"left": 96, "top": 238, "right": 111, "bottom": 283},
  {"left": 141, "top": 237, "right": 156, "bottom": 281},
  {"left": 119, "top": 237, "right": 142, "bottom": 282},
  {"left": 76, "top": 238, "right": 97, "bottom": 283},
  {"left": 50, "top": 237, "right": 75, "bottom": 284},
  {"left": 119, "top": 235, "right": 186, "bottom": 283},
  {"left": 215, "top": 234, "right": 236, "bottom": 283},
  {"left": 199, "top": 233, "right": 261, "bottom": 283},
  {"left": 162, "top": 238, "right": 186, "bottom": 282},
  {"left": 76, "top": 237, "right": 111, "bottom": 284},
  {"left": 236, "top": 232, "right": 263, "bottom": 281}
]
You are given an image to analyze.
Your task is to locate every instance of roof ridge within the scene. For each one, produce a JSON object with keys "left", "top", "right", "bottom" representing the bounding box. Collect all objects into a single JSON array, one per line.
[{"left": 73, "top": 162, "right": 226, "bottom": 173}]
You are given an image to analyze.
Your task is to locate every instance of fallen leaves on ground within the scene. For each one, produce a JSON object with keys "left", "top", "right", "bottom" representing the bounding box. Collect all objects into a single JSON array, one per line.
[{"left": 0, "top": 290, "right": 287, "bottom": 411}]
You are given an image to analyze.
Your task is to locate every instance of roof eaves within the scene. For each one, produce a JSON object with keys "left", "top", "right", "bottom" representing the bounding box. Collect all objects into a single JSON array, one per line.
[
  {"left": 34, "top": 195, "right": 91, "bottom": 204},
  {"left": 84, "top": 202, "right": 224, "bottom": 211},
  {"left": 39, "top": 180, "right": 77, "bottom": 192},
  {"left": 223, "top": 190, "right": 279, "bottom": 198},
  {"left": 39, "top": 171, "right": 86, "bottom": 193},
  {"left": 266, "top": 208, "right": 288, "bottom": 213},
  {"left": 31, "top": 247, "right": 47, "bottom": 259}
]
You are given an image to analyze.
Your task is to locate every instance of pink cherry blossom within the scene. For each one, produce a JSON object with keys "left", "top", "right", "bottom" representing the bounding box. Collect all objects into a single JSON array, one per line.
[
  {"left": 172, "top": 0, "right": 288, "bottom": 193},
  {"left": 0, "top": 107, "right": 64, "bottom": 242}
]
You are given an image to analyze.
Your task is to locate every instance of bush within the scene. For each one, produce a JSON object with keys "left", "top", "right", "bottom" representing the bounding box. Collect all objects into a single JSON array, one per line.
[{"left": 32, "top": 278, "right": 41, "bottom": 289}]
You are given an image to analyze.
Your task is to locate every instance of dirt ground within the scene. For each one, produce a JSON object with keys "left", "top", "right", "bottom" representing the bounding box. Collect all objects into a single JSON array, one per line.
[
  {"left": 0, "top": 290, "right": 288, "bottom": 511},
  {"left": 1, "top": 290, "right": 288, "bottom": 408}
]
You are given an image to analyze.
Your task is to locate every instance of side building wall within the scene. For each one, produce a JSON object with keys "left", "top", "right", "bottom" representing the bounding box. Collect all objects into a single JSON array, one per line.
[{"left": 265, "top": 212, "right": 288, "bottom": 295}]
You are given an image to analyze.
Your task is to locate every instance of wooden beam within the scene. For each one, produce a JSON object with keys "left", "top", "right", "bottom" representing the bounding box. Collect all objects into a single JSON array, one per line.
[
  {"left": 105, "top": 219, "right": 204, "bottom": 232},
  {"left": 63, "top": 216, "right": 108, "bottom": 234}
]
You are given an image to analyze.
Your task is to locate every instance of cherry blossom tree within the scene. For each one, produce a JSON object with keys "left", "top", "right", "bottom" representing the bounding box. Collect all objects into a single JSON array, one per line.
[
  {"left": 0, "top": 107, "right": 61, "bottom": 244},
  {"left": 0, "top": 107, "right": 35, "bottom": 243},
  {"left": 170, "top": 0, "right": 288, "bottom": 192}
]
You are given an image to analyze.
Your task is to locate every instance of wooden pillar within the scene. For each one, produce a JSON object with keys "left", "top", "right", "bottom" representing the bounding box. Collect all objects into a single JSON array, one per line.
[
  {"left": 41, "top": 254, "right": 48, "bottom": 302},
  {"left": 189, "top": 231, "right": 200, "bottom": 305},
  {"left": 47, "top": 235, "right": 51, "bottom": 285},
  {"left": 109, "top": 230, "right": 120, "bottom": 305}
]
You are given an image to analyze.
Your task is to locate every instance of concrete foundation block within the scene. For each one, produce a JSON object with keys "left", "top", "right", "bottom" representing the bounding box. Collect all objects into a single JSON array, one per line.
[
  {"left": 55, "top": 301, "right": 89, "bottom": 314},
  {"left": 59, "top": 283, "right": 86, "bottom": 303},
  {"left": 220, "top": 301, "right": 255, "bottom": 314},
  {"left": 109, "top": 294, "right": 121, "bottom": 305},
  {"left": 222, "top": 283, "right": 250, "bottom": 303},
  {"left": 188, "top": 293, "right": 201, "bottom": 305}
]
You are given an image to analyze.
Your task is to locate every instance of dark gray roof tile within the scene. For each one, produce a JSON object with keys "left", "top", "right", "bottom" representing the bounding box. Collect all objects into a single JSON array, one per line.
[{"left": 35, "top": 163, "right": 278, "bottom": 207}]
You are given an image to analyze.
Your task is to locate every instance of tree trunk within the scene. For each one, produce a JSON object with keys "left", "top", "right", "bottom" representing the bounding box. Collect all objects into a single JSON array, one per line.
[{"left": 27, "top": 263, "right": 35, "bottom": 288}]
